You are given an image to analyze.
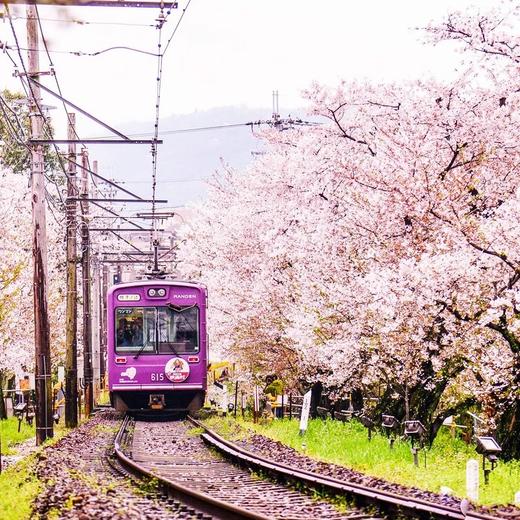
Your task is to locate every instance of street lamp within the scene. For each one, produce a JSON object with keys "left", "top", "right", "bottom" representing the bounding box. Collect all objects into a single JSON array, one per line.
[
  {"left": 382, "top": 414, "right": 398, "bottom": 448},
  {"left": 475, "top": 436, "right": 502, "bottom": 485},
  {"left": 13, "top": 402, "right": 27, "bottom": 433},
  {"left": 358, "top": 413, "right": 375, "bottom": 441},
  {"left": 404, "top": 420, "right": 426, "bottom": 466}
]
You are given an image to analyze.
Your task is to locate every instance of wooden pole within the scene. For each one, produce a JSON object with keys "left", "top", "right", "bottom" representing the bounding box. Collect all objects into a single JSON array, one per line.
[
  {"left": 90, "top": 160, "right": 101, "bottom": 400},
  {"left": 234, "top": 381, "right": 238, "bottom": 419},
  {"left": 27, "top": 5, "right": 53, "bottom": 445},
  {"left": 65, "top": 113, "right": 78, "bottom": 427},
  {"left": 100, "top": 264, "right": 108, "bottom": 386},
  {"left": 81, "top": 148, "right": 93, "bottom": 416}
]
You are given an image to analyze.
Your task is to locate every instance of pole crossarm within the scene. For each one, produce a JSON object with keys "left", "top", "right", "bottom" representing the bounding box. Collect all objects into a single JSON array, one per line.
[
  {"left": 30, "top": 139, "right": 163, "bottom": 145},
  {"left": 90, "top": 227, "right": 165, "bottom": 231},
  {"left": 98, "top": 259, "right": 160, "bottom": 264},
  {"left": 5, "top": 0, "right": 178, "bottom": 7},
  {"left": 101, "top": 249, "right": 169, "bottom": 254},
  {"left": 67, "top": 197, "right": 167, "bottom": 203}
]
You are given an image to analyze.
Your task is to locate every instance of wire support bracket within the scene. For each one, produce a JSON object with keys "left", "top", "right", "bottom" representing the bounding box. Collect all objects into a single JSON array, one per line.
[
  {"left": 67, "top": 197, "right": 167, "bottom": 203},
  {"left": 4, "top": 1, "right": 178, "bottom": 8},
  {"left": 90, "top": 228, "right": 165, "bottom": 232}
]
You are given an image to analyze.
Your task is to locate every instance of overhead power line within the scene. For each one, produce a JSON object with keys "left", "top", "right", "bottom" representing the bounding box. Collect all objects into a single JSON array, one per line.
[
  {"left": 88, "top": 119, "right": 321, "bottom": 140},
  {"left": 2, "top": 42, "right": 160, "bottom": 57},
  {"left": 3, "top": 14, "right": 155, "bottom": 27}
]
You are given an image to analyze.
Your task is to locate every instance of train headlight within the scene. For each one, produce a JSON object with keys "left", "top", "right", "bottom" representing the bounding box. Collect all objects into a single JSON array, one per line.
[{"left": 148, "top": 288, "right": 166, "bottom": 298}]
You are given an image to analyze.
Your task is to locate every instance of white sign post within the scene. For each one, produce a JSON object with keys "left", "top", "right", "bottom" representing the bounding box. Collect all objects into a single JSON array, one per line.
[
  {"left": 466, "top": 458, "right": 479, "bottom": 502},
  {"left": 299, "top": 390, "right": 312, "bottom": 435}
]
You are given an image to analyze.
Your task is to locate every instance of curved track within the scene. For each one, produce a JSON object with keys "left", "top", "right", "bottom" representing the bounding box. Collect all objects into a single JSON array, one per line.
[
  {"left": 189, "top": 417, "right": 510, "bottom": 520},
  {"left": 114, "top": 414, "right": 384, "bottom": 519}
]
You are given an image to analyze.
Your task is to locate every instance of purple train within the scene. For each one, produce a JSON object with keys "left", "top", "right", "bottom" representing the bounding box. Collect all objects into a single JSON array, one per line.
[{"left": 107, "top": 280, "right": 208, "bottom": 412}]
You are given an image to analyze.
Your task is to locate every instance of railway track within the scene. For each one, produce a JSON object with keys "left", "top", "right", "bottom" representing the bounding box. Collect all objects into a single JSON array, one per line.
[
  {"left": 112, "top": 413, "right": 519, "bottom": 520},
  {"left": 188, "top": 417, "right": 515, "bottom": 520},
  {"left": 114, "top": 414, "right": 384, "bottom": 519}
]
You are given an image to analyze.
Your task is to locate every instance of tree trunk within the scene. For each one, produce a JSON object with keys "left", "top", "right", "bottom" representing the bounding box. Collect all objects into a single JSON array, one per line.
[
  {"left": 495, "top": 357, "right": 520, "bottom": 460},
  {"left": 0, "top": 370, "right": 7, "bottom": 420},
  {"left": 310, "top": 381, "right": 323, "bottom": 419},
  {"left": 496, "top": 398, "right": 520, "bottom": 460}
]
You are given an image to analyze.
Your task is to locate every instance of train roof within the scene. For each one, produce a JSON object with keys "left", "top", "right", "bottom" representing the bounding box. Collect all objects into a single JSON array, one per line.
[{"left": 108, "top": 279, "right": 206, "bottom": 295}]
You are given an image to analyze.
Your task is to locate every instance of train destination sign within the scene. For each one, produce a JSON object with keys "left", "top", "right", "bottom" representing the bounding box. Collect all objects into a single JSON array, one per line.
[{"left": 117, "top": 294, "right": 141, "bottom": 301}]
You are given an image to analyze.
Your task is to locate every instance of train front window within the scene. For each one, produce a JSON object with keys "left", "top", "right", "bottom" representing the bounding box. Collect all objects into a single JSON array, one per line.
[
  {"left": 157, "top": 305, "right": 199, "bottom": 354},
  {"left": 115, "top": 307, "right": 155, "bottom": 353},
  {"left": 115, "top": 306, "right": 199, "bottom": 354}
]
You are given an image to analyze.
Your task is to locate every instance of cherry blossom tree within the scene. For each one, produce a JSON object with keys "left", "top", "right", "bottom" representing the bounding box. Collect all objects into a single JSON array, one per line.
[
  {"left": 179, "top": 0, "right": 520, "bottom": 456},
  {"left": 0, "top": 169, "right": 66, "bottom": 413}
]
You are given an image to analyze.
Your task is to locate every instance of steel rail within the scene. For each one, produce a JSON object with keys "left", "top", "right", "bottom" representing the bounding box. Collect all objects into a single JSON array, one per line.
[
  {"left": 113, "top": 415, "right": 270, "bottom": 520},
  {"left": 188, "top": 417, "right": 507, "bottom": 520}
]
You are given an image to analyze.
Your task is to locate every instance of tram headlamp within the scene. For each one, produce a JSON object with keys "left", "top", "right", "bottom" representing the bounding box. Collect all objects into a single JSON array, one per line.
[{"left": 148, "top": 288, "right": 166, "bottom": 298}]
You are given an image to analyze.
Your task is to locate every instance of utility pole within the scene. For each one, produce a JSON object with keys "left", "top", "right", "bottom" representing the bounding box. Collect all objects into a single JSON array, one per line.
[
  {"left": 90, "top": 160, "right": 101, "bottom": 399},
  {"left": 91, "top": 257, "right": 100, "bottom": 400},
  {"left": 81, "top": 148, "right": 93, "bottom": 416},
  {"left": 100, "top": 264, "right": 108, "bottom": 386},
  {"left": 27, "top": 5, "right": 53, "bottom": 444},
  {"left": 65, "top": 113, "right": 78, "bottom": 427}
]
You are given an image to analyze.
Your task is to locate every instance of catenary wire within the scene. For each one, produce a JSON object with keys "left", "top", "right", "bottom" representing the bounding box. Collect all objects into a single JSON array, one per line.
[
  {"left": 3, "top": 43, "right": 160, "bottom": 57},
  {"left": 162, "top": 0, "right": 193, "bottom": 57},
  {"left": 4, "top": 14, "right": 155, "bottom": 27},
  {"left": 148, "top": 0, "right": 186, "bottom": 251}
]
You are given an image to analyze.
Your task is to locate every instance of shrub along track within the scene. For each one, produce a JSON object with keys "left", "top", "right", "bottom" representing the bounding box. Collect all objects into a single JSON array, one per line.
[
  {"left": 115, "top": 413, "right": 383, "bottom": 519},
  {"left": 188, "top": 416, "right": 520, "bottom": 520}
]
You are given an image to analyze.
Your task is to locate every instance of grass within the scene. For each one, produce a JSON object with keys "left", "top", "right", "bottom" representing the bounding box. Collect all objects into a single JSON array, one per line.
[
  {"left": 0, "top": 417, "right": 36, "bottom": 455},
  {"left": 96, "top": 389, "right": 111, "bottom": 406},
  {"left": 0, "top": 415, "right": 74, "bottom": 519},
  {"left": 205, "top": 416, "right": 520, "bottom": 506},
  {"left": 0, "top": 453, "right": 42, "bottom": 519}
]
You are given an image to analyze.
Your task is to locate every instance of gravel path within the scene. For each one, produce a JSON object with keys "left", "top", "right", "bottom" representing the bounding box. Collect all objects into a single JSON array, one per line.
[
  {"left": 1, "top": 436, "right": 38, "bottom": 469},
  {"left": 32, "top": 410, "right": 199, "bottom": 519},
  {"left": 132, "top": 419, "right": 380, "bottom": 520}
]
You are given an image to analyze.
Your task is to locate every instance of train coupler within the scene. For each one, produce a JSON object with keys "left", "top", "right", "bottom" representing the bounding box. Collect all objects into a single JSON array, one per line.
[{"left": 149, "top": 394, "right": 166, "bottom": 410}]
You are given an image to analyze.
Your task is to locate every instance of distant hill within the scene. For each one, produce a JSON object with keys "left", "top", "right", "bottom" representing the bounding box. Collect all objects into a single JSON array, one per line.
[{"left": 88, "top": 106, "right": 297, "bottom": 208}]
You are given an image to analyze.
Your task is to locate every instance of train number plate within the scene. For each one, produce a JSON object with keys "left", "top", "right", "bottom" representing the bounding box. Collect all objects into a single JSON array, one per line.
[{"left": 150, "top": 372, "right": 165, "bottom": 382}]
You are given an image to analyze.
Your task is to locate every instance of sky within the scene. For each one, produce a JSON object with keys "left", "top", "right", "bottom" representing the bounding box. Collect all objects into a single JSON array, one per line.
[
  {"left": 1, "top": 1, "right": 499, "bottom": 131},
  {"left": 0, "top": 0, "right": 500, "bottom": 204}
]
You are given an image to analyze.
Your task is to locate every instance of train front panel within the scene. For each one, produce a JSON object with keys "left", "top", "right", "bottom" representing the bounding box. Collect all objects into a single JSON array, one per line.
[{"left": 107, "top": 281, "right": 208, "bottom": 411}]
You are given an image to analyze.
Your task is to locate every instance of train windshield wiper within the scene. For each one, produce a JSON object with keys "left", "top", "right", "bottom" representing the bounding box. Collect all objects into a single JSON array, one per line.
[
  {"left": 164, "top": 342, "right": 180, "bottom": 357},
  {"left": 133, "top": 342, "right": 149, "bottom": 359}
]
